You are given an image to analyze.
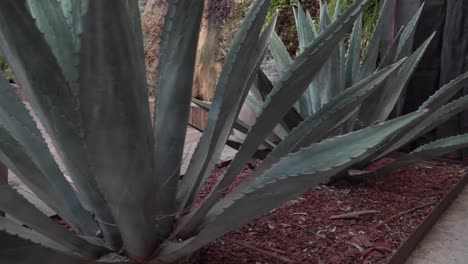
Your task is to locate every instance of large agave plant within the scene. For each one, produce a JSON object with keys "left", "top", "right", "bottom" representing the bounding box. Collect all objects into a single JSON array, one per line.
[
  {"left": 0, "top": 0, "right": 467, "bottom": 263},
  {"left": 192, "top": 0, "right": 468, "bottom": 176}
]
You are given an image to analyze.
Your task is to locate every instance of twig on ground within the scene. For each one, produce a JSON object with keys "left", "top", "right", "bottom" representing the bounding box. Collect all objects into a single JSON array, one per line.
[
  {"left": 329, "top": 210, "right": 380, "bottom": 220},
  {"left": 222, "top": 238, "right": 294, "bottom": 263},
  {"left": 376, "top": 201, "right": 437, "bottom": 228}
]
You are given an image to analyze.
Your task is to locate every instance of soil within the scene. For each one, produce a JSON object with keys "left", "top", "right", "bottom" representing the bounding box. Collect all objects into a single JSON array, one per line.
[{"left": 197, "top": 158, "right": 467, "bottom": 264}]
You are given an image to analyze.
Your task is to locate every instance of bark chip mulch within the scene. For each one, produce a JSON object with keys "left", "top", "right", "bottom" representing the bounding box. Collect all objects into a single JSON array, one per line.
[{"left": 198, "top": 159, "right": 467, "bottom": 264}]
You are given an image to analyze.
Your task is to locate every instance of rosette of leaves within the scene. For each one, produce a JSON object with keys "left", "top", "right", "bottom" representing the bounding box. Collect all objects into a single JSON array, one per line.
[{"left": 0, "top": 1, "right": 468, "bottom": 264}]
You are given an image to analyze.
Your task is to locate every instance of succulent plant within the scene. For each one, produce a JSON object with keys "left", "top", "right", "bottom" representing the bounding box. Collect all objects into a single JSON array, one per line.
[
  {"left": 0, "top": 0, "right": 467, "bottom": 264},
  {"left": 193, "top": 0, "right": 468, "bottom": 178}
]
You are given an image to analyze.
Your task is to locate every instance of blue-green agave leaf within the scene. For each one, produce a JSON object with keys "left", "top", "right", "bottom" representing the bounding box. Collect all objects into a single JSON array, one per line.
[
  {"left": 345, "top": 13, "right": 362, "bottom": 87},
  {"left": 158, "top": 111, "right": 425, "bottom": 262},
  {"left": 367, "top": 94, "right": 468, "bottom": 163},
  {"left": 0, "top": 231, "right": 130, "bottom": 264},
  {"left": 419, "top": 71, "right": 468, "bottom": 111},
  {"left": 363, "top": 134, "right": 468, "bottom": 177},
  {"left": 356, "top": 33, "right": 434, "bottom": 128},
  {"left": 377, "top": 27, "right": 404, "bottom": 69},
  {"left": 26, "top": 0, "right": 77, "bottom": 96},
  {"left": 248, "top": 61, "right": 405, "bottom": 180},
  {"left": 358, "top": 0, "right": 392, "bottom": 80},
  {"left": 180, "top": 0, "right": 370, "bottom": 234},
  {"left": 176, "top": 0, "right": 272, "bottom": 212},
  {"left": 0, "top": 184, "right": 109, "bottom": 259},
  {"left": 0, "top": 216, "right": 68, "bottom": 253},
  {"left": 0, "top": 76, "right": 98, "bottom": 236},
  {"left": 153, "top": 0, "right": 205, "bottom": 238},
  {"left": 0, "top": 0, "right": 119, "bottom": 248},
  {"left": 79, "top": 0, "right": 156, "bottom": 259},
  {"left": 395, "top": 3, "right": 424, "bottom": 59}
]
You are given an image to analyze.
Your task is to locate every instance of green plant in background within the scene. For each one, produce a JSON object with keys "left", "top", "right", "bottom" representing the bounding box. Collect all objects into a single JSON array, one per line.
[
  {"left": 1, "top": 1, "right": 468, "bottom": 264},
  {"left": 0, "top": 53, "right": 13, "bottom": 81},
  {"left": 267, "top": 0, "right": 320, "bottom": 54},
  {"left": 326, "top": 0, "right": 379, "bottom": 45}
]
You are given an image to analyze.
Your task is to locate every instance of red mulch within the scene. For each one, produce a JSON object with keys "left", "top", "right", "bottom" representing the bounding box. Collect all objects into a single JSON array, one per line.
[{"left": 197, "top": 158, "right": 467, "bottom": 264}]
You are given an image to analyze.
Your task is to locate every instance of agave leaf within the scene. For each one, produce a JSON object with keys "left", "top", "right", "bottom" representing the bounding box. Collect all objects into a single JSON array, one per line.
[
  {"left": 246, "top": 93, "right": 288, "bottom": 140},
  {"left": 419, "top": 71, "right": 468, "bottom": 111},
  {"left": 362, "top": 134, "right": 468, "bottom": 177},
  {"left": 365, "top": 94, "right": 468, "bottom": 164},
  {"left": 158, "top": 111, "right": 425, "bottom": 262},
  {"left": 377, "top": 27, "right": 404, "bottom": 69},
  {"left": 358, "top": 0, "right": 392, "bottom": 80},
  {"left": 125, "top": 0, "right": 146, "bottom": 84},
  {"left": 248, "top": 61, "right": 405, "bottom": 180},
  {"left": 295, "top": 4, "right": 320, "bottom": 116},
  {"left": 60, "top": 0, "right": 73, "bottom": 25},
  {"left": 306, "top": 11, "right": 318, "bottom": 36},
  {"left": 0, "top": 0, "right": 119, "bottom": 248},
  {"left": 0, "top": 216, "right": 67, "bottom": 253},
  {"left": 396, "top": 3, "right": 424, "bottom": 59},
  {"left": 255, "top": 70, "right": 303, "bottom": 130},
  {"left": 345, "top": 13, "right": 362, "bottom": 87},
  {"left": 295, "top": 4, "right": 316, "bottom": 53},
  {"left": 269, "top": 32, "right": 312, "bottom": 115},
  {"left": 153, "top": 0, "right": 204, "bottom": 238},
  {"left": 269, "top": 32, "right": 293, "bottom": 76},
  {"left": 315, "top": 1, "right": 343, "bottom": 107},
  {"left": 375, "top": 33, "right": 434, "bottom": 122},
  {"left": 318, "top": 1, "right": 331, "bottom": 32},
  {"left": 176, "top": 0, "right": 272, "bottom": 211},
  {"left": 333, "top": 0, "right": 342, "bottom": 20},
  {"left": 26, "top": 0, "right": 77, "bottom": 95},
  {"left": 0, "top": 184, "right": 108, "bottom": 259},
  {"left": 0, "top": 77, "right": 98, "bottom": 236},
  {"left": 0, "top": 231, "right": 130, "bottom": 264},
  {"left": 79, "top": 1, "right": 156, "bottom": 259},
  {"left": 0, "top": 126, "right": 97, "bottom": 236},
  {"left": 356, "top": 33, "right": 434, "bottom": 128},
  {"left": 179, "top": 0, "right": 370, "bottom": 235}
]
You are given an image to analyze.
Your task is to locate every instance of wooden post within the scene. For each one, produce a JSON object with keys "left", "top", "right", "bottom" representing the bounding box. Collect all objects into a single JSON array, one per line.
[{"left": 0, "top": 162, "right": 7, "bottom": 217}]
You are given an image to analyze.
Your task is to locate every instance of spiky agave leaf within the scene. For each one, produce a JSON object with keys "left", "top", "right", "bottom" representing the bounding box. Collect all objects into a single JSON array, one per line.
[
  {"left": 248, "top": 60, "right": 405, "bottom": 181},
  {"left": 362, "top": 93, "right": 468, "bottom": 165},
  {"left": 177, "top": 0, "right": 370, "bottom": 236},
  {"left": 0, "top": 231, "right": 131, "bottom": 264},
  {"left": 158, "top": 111, "right": 426, "bottom": 262},
  {"left": 153, "top": 0, "right": 205, "bottom": 239},
  {"left": 0, "top": 216, "right": 68, "bottom": 253},
  {"left": 176, "top": 0, "right": 273, "bottom": 212},
  {"left": 358, "top": 133, "right": 468, "bottom": 177},
  {"left": 79, "top": 0, "right": 157, "bottom": 259},
  {"left": 0, "top": 76, "right": 98, "bottom": 236},
  {"left": 0, "top": 184, "right": 109, "bottom": 259},
  {"left": 355, "top": 33, "right": 434, "bottom": 128},
  {"left": 0, "top": 0, "right": 121, "bottom": 249}
]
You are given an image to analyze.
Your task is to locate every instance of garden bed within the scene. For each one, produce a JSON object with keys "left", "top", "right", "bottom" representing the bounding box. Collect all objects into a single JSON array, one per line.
[{"left": 197, "top": 158, "right": 468, "bottom": 263}]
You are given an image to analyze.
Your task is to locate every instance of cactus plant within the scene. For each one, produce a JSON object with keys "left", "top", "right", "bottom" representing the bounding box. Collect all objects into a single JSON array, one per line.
[{"left": 0, "top": 0, "right": 467, "bottom": 264}]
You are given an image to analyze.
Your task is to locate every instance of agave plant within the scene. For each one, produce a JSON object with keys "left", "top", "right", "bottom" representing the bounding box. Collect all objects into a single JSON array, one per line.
[
  {"left": 192, "top": 0, "right": 468, "bottom": 175},
  {"left": 0, "top": 0, "right": 467, "bottom": 263}
]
